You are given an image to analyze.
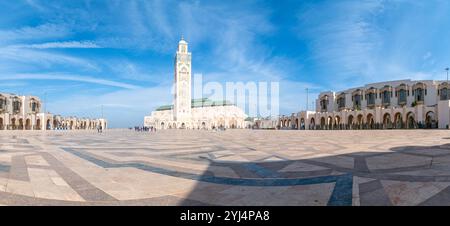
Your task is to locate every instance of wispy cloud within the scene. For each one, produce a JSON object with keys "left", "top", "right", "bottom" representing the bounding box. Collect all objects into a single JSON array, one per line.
[
  {"left": 0, "top": 23, "right": 71, "bottom": 44},
  {"left": 17, "top": 41, "right": 101, "bottom": 49},
  {"left": 0, "top": 73, "right": 141, "bottom": 90},
  {"left": 0, "top": 46, "right": 100, "bottom": 71}
]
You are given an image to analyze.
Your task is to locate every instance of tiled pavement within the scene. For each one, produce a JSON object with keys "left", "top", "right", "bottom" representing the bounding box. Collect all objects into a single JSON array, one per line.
[{"left": 1, "top": 129, "right": 450, "bottom": 205}]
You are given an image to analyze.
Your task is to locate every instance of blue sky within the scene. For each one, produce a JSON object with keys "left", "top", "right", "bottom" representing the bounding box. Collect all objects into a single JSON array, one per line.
[{"left": 0, "top": 0, "right": 449, "bottom": 128}]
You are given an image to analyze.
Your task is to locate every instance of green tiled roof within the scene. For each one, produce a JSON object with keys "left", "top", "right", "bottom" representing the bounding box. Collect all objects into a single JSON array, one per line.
[
  {"left": 155, "top": 98, "right": 234, "bottom": 111},
  {"left": 155, "top": 105, "right": 173, "bottom": 111}
]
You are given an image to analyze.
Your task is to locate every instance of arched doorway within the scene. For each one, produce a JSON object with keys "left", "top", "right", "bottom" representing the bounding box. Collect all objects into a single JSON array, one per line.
[
  {"left": 295, "top": 118, "right": 299, "bottom": 129},
  {"left": 25, "top": 119, "right": 31, "bottom": 130},
  {"left": 161, "top": 122, "right": 165, "bottom": 129},
  {"left": 394, "top": 113, "right": 403, "bottom": 129},
  {"left": 406, "top": 112, "right": 416, "bottom": 129},
  {"left": 181, "top": 123, "right": 186, "bottom": 129},
  {"left": 18, "top": 119, "right": 24, "bottom": 130},
  {"left": 348, "top": 115, "right": 354, "bottom": 129},
  {"left": 366, "top": 114, "right": 374, "bottom": 129},
  {"left": 201, "top": 122, "right": 206, "bottom": 129},
  {"left": 229, "top": 118, "right": 237, "bottom": 129},
  {"left": 383, "top": 113, "right": 392, "bottom": 129},
  {"left": 320, "top": 117, "right": 326, "bottom": 129},
  {"left": 34, "top": 118, "right": 41, "bottom": 130},
  {"left": 335, "top": 116, "right": 341, "bottom": 129},
  {"left": 300, "top": 118, "right": 305, "bottom": 130},
  {"left": 0, "top": 118, "right": 3, "bottom": 130},
  {"left": 425, "top": 111, "right": 436, "bottom": 129},
  {"left": 356, "top": 114, "right": 363, "bottom": 129},
  {"left": 46, "top": 119, "right": 51, "bottom": 130},
  {"left": 327, "top": 116, "right": 333, "bottom": 130},
  {"left": 310, "top": 118, "right": 315, "bottom": 130},
  {"left": 11, "top": 118, "right": 16, "bottom": 130},
  {"left": 53, "top": 119, "right": 58, "bottom": 130}
]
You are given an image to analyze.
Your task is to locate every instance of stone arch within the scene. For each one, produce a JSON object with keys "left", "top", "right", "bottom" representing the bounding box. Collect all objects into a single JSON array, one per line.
[
  {"left": 327, "top": 116, "right": 333, "bottom": 130},
  {"left": 46, "top": 119, "right": 51, "bottom": 130},
  {"left": 383, "top": 113, "right": 392, "bottom": 129},
  {"left": 11, "top": 118, "right": 17, "bottom": 130},
  {"left": 18, "top": 118, "right": 24, "bottom": 130},
  {"left": 0, "top": 117, "right": 3, "bottom": 130},
  {"left": 295, "top": 118, "right": 299, "bottom": 129},
  {"left": 161, "top": 122, "right": 165, "bottom": 129},
  {"left": 366, "top": 114, "right": 375, "bottom": 129},
  {"left": 320, "top": 117, "right": 326, "bottom": 129},
  {"left": 25, "top": 118, "right": 31, "bottom": 130},
  {"left": 335, "top": 116, "right": 341, "bottom": 129},
  {"left": 310, "top": 117, "right": 316, "bottom": 130},
  {"left": 406, "top": 112, "right": 416, "bottom": 129},
  {"left": 229, "top": 118, "right": 237, "bottom": 129},
  {"left": 394, "top": 112, "right": 403, "bottom": 129},
  {"left": 300, "top": 118, "right": 305, "bottom": 130},
  {"left": 425, "top": 111, "right": 436, "bottom": 129},
  {"left": 356, "top": 114, "right": 363, "bottom": 129},
  {"left": 36, "top": 119, "right": 41, "bottom": 130},
  {"left": 348, "top": 115, "right": 354, "bottom": 129}
]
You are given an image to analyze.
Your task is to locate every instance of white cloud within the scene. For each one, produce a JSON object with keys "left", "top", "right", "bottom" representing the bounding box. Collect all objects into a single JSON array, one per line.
[
  {"left": 0, "top": 23, "right": 71, "bottom": 44},
  {"left": 20, "top": 41, "right": 101, "bottom": 49},
  {"left": 0, "top": 45, "right": 100, "bottom": 71},
  {"left": 0, "top": 73, "right": 141, "bottom": 90}
]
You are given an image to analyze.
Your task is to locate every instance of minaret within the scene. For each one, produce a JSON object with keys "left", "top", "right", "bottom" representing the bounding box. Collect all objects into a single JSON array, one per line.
[{"left": 173, "top": 36, "right": 192, "bottom": 122}]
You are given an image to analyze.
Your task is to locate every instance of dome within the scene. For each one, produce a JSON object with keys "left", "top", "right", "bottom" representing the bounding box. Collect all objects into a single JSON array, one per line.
[
  {"left": 179, "top": 39, "right": 187, "bottom": 45},
  {"left": 179, "top": 35, "right": 187, "bottom": 44}
]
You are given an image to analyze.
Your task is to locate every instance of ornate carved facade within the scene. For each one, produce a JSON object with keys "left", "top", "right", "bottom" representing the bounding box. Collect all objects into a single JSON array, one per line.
[
  {"left": 0, "top": 93, "right": 107, "bottom": 131},
  {"left": 144, "top": 38, "right": 247, "bottom": 129},
  {"left": 279, "top": 79, "right": 450, "bottom": 130}
]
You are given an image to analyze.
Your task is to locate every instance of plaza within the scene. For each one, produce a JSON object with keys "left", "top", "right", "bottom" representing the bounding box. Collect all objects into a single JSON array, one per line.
[{"left": 1, "top": 129, "right": 450, "bottom": 205}]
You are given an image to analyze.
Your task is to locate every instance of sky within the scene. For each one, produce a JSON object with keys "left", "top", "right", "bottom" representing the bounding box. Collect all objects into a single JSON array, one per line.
[{"left": 0, "top": 0, "right": 450, "bottom": 128}]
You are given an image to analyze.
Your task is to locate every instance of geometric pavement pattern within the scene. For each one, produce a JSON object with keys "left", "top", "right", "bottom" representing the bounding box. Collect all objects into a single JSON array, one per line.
[{"left": 1, "top": 129, "right": 450, "bottom": 205}]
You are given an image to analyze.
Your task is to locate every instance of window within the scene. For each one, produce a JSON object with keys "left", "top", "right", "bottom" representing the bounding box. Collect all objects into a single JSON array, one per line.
[
  {"left": 13, "top": 100, "right": 21, "bottom": 112},
  {"left": 367, "top": 93, "right": 375, "bottom": 105},
  {"left": 320, "top": 98, "right": 328, "bottom": 112},
  {"left": 441, "top": 88, "right": 449, "bottom": 100},
  {"left": 31, "top": 102, "right": 37, "bottom": 112},
  {"left": 337, "top": 96, "right": 345, "bottom": 109},
  {"left": 415, "top": 88, "right": 424, "bottom": 102},
  {"left": 382, "top": 91, "right": 391, "bottom": 105},
  {"left": 398, "top": 89, "right": 407, "bottom": 104},
  {"left": 353, "top": 94, "right": 361, "bottom": 109}
]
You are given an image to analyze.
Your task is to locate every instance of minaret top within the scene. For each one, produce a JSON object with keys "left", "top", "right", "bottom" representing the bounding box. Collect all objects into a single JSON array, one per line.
[
  {"left": 179, "top": 35, "right": 187, "bottom": 45},
  {"left": 178, "top": 35, "right": 188, "bottom": 53}
]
